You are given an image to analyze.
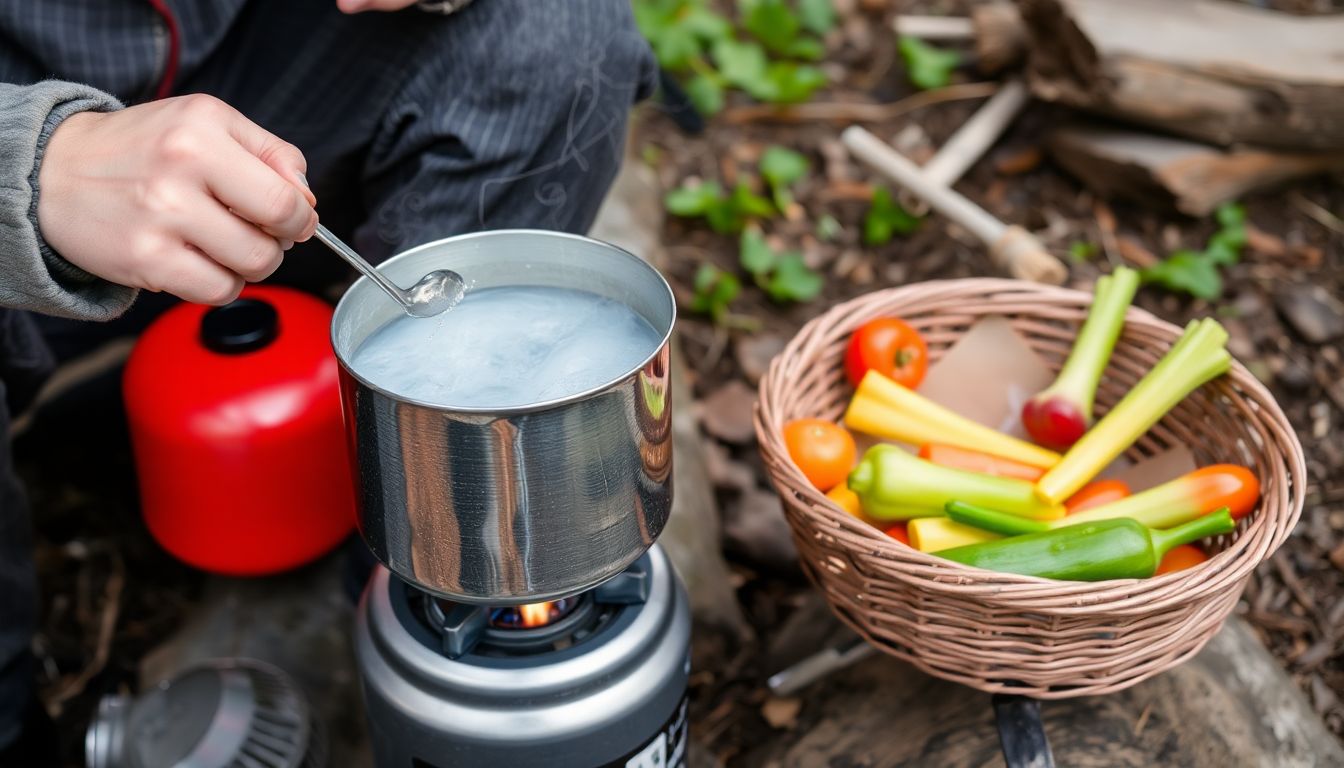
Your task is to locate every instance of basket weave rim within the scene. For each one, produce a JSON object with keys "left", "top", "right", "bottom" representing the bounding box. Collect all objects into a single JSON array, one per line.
[{"left": 754, "top": 278, "right": 1306, "bottom": 604}]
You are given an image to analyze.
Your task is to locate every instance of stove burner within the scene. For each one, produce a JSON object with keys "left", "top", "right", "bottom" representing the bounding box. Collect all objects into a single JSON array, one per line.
[
  {"left": 415, "top": 559, "right": 654, "bottom": 660},
  {"left": 491, "top": 597, "right": 580, "bottom": 629}
]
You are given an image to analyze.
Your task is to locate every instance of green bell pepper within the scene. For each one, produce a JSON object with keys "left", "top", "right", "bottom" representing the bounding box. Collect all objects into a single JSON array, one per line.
[{"left": 936, "top": 508, "right": 1235, "bottom": 581}]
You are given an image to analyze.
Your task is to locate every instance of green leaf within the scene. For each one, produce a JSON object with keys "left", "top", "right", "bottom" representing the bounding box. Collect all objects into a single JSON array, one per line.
[
  {"left": 1069, "top": 241, "right": 1099, "bottom": 263},
  {"left": 1215, "top": 202, "right": 1246, "bottom": 229},
  {"left": 685, "top": 73, "right": 725, "bottom": 115},
  {"left": 754, "top": 62, "right": 827, "bottom": 103},
  {"left": 651, "top": 24, "right": 703, "bottom": 71},
  {"left": 760, "top": 146, "right": 808, "bottom": 187},
  {"left": 740, "top": 228, "right": 777, "bottom": 276},
  {"left": 712, "top": 37, "right": 769, "bottom": 90},
  {"left": 767, "top": 252, "right": 824, "bottom": 302},
  {"left": 898, "top": 35, "right": 962, "bottom": 90},
  {"left": 785, "top": 36, "right": 826, "bottom": 61},
  {"left": 760, "top": 145, "right": 808, "bottom": 210},
  {"left": 691, "top": 264, "right": 742, "bottom": 323},
  {"left": 680, "top": 6, "right": 733, "bottom": 41},
  {"left": 798, "top": 0, "right": 837, "bottom": 34},
  {"left": 1141, "top": 251, "right": 1223, "bottom": 300},
  {"left": 664, "top": 181, "right": 724, "bottom": 217},
  {"left": 745, "top": 0, "right": 800, "bottom": 53},
  {"left": 863, "top": 187, "right": 921, "bottom": 245},
  {"left": 815, "top": 213, "right": 842, "bottom": 242},
  {"left": 730, "top": 182, "right": 775, "bottom": 218},
  {"left": 1204, "top": 231, "right": 1242, "bottom": 266}
]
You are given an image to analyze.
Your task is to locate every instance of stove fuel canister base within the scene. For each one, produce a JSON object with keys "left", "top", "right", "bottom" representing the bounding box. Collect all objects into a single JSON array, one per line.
[{"left": 355, "top": 545, "right": 691, "bottom": 768}]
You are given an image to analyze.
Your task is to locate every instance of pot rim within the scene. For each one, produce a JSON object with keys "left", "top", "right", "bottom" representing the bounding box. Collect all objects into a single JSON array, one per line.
[{"left": 330, "top": 229, "right": 676, "bottom": 416}]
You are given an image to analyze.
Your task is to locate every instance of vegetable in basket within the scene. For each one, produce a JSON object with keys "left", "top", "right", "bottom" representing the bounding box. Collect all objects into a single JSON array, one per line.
[
  {"left": 918, "top": 444, "right": 1044, "bottom": 482},
  {"left": 1156, "top": 544, "right": 1208, "bottom": 575},
  {"left": 826, "top": 483, "right": 864, "bottom": 518},
  {"left": 1065, "top": 479, "right": 1131, "bottom": 513},
  {"left": 1035, "top": 318, "right": 1232, "bottom": 504},
  {"left": 783, "top": 418, "right": 856, "bottom": 491},
  {"left": 844, "top": 317, "right": 929, "bottom": 389},
  {"left": 845, "top": 371, "right": 1060, "bottom": 469},
  {"left": 1021, "top": 267, "right": 1140, "bottom": 449},
  {"left": 908, "top": 465, "right": 1255, "bottom": 551},
  {"left": 847, "top": 444, "right": 1066, "bottom": 521},
  {"left": 936, "top": 508, "right": 1236, "bottom": 581}
]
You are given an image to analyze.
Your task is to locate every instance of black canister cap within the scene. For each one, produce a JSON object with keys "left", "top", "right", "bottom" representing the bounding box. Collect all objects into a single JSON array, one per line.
[{"left": 200, "top": 298, "right": 279, "bottom": 354}]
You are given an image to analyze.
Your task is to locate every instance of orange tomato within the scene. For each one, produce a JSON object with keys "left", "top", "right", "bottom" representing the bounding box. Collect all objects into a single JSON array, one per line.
[
  {"left": 884, "top": 523, "right": 910, "bottom": 546},
  {"left": 844, "top": 318, "right": 929, "bottom": 389},
  {"left": 783, "top": 419, "right": 857, "bottom": 491},
  {"left": 1065, "top": 479, "right": 1131, "bottom": 514},
  {"left": 1155, "top": 544, "right": 1208, "bottom": 575},
  {"left": 1184, "top": 465, "right": 1260, "bottom": 520}
]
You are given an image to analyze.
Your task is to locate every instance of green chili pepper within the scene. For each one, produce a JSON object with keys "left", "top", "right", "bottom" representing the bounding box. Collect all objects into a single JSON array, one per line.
[
  {"left": 937, "top": 508, "right": 1235, "bottom": 581},
  {"left": 944, "top": 501, "right": 1048, "bottom": 536}
]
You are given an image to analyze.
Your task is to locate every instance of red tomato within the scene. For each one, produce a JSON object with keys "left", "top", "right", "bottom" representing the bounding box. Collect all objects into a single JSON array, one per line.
[
  {"left": 844, "top": 318, "right": 929, "bottom": 389},
  {"left": 884, "top": 523, "right": 910, "bottom": 546},
  {"left": 1155, "top": 544, "right": 1208, "bottom": 575},
  {"left": 783, "top": 419, "right": 857, "bottom": 491}
]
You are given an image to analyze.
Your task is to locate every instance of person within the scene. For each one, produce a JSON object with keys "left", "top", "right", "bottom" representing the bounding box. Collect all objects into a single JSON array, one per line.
[{"left": 0, "top": 0, "right": 657, "bottom": 761}]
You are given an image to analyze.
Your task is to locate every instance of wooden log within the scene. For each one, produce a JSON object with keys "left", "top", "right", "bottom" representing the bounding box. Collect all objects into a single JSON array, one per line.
[
  {"left": 894, "top": 4, "right": 1027, "bottom": 73},
  {"left": 842, "top": 126, "right": 1068, "bottom": 284},
  {"left": 1049, "top": 122, "right": 1344, "bottom": 216},
  {"left": 1021, "top": 0, "right": 1344, "bottom": 150}
]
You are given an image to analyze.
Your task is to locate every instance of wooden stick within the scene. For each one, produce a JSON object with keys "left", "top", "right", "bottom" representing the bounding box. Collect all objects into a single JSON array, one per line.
[
  {"left": 893, "top": 15, "right": 974, "bottom": 40},
  {"left": 922, "top": 79, "right": 1029, "bottom": 188},
  {"left": 842, "top": 126, "right": 1067, "bottom": 285}
]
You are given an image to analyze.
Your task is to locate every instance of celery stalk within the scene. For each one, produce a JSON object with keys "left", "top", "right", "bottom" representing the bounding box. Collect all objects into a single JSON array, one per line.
[
  {"left": 1036, "top": 318, "right": 1231, "bottom": 504},
  {"left": 1022, "top": 267, "right": 1140, "bottom": 448}
]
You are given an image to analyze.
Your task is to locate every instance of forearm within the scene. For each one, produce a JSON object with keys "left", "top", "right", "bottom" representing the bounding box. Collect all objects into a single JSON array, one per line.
[{"left": 0, "top": 80, "right": 135, "bottom": 321}]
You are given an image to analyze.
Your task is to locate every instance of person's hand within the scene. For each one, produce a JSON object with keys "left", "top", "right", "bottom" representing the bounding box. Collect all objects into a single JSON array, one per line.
[
  {"left": 37, "top": 94, "right": 317, "bottom": 305},
  {"left": 335, "top": 0, "right": 419, "bottom": 12}
]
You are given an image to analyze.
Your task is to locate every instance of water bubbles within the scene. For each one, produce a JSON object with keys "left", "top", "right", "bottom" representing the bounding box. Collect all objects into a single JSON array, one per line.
[{"left": 350, "top": 286, "right": 662, "bottom": 408}]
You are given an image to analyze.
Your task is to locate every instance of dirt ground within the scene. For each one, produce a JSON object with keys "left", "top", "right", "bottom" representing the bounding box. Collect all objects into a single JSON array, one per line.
[{"left": 18, "top": 1, "right": 1344, "bottom": 765}]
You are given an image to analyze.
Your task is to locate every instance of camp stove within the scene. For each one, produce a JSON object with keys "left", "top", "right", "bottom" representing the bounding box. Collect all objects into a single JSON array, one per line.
[{"left": 355, "top": 544, "right": 690, "bottom": 768}]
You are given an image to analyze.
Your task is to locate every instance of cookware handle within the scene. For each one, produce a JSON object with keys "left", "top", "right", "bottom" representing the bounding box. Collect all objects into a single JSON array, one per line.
[{"left": 993, "top": 694, "right": 1055, "bottom": 768}]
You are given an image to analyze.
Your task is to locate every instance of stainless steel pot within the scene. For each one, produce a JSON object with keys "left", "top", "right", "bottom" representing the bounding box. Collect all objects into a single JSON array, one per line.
[{"left": 331, "top": 230, "right": 675, "bottom": 604}]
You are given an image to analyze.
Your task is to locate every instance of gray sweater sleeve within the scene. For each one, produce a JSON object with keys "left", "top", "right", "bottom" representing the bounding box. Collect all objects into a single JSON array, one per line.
[{"left": 0, "top": 80, "right": 137, "bottom": 321}]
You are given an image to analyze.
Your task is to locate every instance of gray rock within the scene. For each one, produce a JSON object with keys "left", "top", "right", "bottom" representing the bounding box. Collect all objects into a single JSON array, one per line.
[
  {"left": 752, "top": 614, "right": 1344, "bottom": 767},
  {"left": 1276, "top": 285, "right": 1344, "bottom": 344}
]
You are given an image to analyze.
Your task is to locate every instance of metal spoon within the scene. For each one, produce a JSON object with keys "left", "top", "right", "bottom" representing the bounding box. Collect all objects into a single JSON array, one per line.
[{"left": 314, "top": 224, "right": 466, "bottom": 318}]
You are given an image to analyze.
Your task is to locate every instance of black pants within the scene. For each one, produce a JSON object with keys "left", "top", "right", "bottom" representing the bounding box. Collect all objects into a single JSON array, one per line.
[{"left": 0, "top": 0, "right": 655, "bottom": 744}]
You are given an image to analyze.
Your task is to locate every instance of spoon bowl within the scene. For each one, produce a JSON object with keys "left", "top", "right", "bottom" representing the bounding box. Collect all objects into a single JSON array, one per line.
[{"left": 313, "top": 224, "right": 465, "bottom": 318}]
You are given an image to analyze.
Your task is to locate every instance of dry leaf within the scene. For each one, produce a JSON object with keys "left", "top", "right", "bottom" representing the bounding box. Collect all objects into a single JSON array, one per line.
[{"left": 761, "top": 696, "right": 803, "bottom": 729}]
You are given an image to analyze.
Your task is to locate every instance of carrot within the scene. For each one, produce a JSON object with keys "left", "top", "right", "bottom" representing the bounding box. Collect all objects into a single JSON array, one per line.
[
  {"left": 918, "top": 444, "right": 1045, "bottom": 482},
  {"left": 1155, "top": 544, "right": 1208, "bottom": 575},
  {"left": 1065, "top": 479, "right": 1131, "bottom": 514},
  {"left": 1056, "top": 464, "right": 1259, "bottom": 529}
]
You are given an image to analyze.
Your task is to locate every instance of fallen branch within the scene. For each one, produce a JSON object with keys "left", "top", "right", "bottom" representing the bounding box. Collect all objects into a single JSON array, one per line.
[
  {"left": 48, "top": 552, "right": 125, "bottom": 716},
  {"left": 722, "top": 82, "right": 998, "bottom": 125}
]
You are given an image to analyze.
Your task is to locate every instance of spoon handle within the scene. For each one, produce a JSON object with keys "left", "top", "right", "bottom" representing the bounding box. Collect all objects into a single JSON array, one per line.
[{"left": 313, "top": 224, "right": 411, "bottom": 310}]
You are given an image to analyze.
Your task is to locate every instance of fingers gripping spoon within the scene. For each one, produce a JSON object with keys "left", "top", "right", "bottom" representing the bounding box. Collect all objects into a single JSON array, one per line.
[{"left": 314, "top": 224, "right": 466, "bottom": 318}]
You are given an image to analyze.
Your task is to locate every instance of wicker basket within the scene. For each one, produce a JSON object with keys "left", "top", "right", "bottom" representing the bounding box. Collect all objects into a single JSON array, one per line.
[{"left": 754, "top": 279, "right": 1305, "bottom": 698}]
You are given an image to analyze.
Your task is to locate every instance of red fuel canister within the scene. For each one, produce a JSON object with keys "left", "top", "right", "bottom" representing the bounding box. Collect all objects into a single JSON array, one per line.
[{"left": 123, "top": 285, "right": 354, "bottom": 575}]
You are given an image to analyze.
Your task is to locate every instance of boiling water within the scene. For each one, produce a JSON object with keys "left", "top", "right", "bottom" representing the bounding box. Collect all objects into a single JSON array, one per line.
[{"left": 350, "top": 285, "right": 663, "bottom": 408}]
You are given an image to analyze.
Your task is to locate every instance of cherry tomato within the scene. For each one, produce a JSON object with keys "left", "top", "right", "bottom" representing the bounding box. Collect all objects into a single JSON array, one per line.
[
  {"left": 844, "top": 318, "right": 928, "bottom": 389},
  {"left": 884, "top": 523, "right": 910, "bottom": 546},
  {"left": 1155, "top": 544, "right": 1208, "bottom": 575},
  {"left": 1064, "top": 479, "right": 1131, "bottom": 514},
  {"left": 783, "top": 419, "right": 857, "bottom": 491}
]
